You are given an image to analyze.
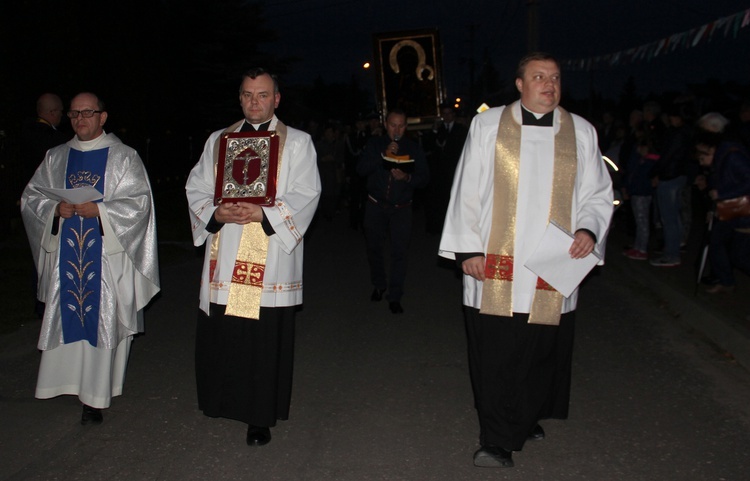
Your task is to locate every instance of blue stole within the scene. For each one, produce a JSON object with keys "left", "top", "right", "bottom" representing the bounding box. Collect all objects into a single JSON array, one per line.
[{"left": 59, "top": 148, "right": 108, "bottom": 346}]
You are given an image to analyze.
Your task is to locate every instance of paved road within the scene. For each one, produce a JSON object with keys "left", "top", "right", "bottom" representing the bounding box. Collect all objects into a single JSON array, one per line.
[{"left": 2, "top": 208, "right": 749, "bottom": 480}]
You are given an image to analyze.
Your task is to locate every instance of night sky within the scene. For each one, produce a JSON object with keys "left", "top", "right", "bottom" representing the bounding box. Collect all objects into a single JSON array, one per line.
[
  {"left": 265, "top": 0, "right": 750, "bottom": 104},
  {"left": 2, "top": 0, "right": 749, "bottom": 139}
]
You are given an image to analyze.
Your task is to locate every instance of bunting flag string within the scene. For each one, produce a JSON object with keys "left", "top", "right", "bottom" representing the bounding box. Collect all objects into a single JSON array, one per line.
[{"left": 561, "top": 8, "right": 750, "bottom": 71}]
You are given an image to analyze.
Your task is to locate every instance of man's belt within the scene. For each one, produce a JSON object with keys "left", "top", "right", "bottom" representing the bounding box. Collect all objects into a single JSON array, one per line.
[{"left": 368, "top": 194, "right": 412, "bottom": 209}]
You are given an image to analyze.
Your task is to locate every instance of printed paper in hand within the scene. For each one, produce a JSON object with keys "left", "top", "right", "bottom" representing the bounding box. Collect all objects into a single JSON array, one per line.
[
  {"left": 524, "top": 222, "right": 601, "bottom": 298},
  {"left": 36, "top": 185, "right": 103, "bottom": 204}
]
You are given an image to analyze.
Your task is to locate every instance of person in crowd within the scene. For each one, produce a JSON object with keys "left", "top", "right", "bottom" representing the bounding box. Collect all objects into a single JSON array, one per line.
[
  {"left": 21, "top": 92, "right": 160, "bottom": 425},
  {"left": 694, "top": 113, "right": 750, "bottom": 294},
  {"left": 622, "top": 138, "right": 657, "bottom": 259},
  {"left": 344, "top": 115, "right": 370, "bottom": 230},
  {"left": 439, "top": 52, "right": 613, "bottom": 468},
  {"left": 424, "top": 102, "right": 468, "bottom": 235},
  {"left": 649, "top": 104, "right": 692, "bottom": 267},
  {"left": 357, "top": 108, "right": 429, "bottom": 314},
  {"left": 19, "top": 93, "right": 70, "bottom": 317},
  {"left": 185, "top": 68, "right": 320, "bottom": 447},
  {"left": 315, "top": 123, "right": 345, "bottom": 220}
]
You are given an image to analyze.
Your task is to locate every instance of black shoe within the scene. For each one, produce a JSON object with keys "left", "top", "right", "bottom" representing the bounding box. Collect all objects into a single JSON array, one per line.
[
  {"left": 473, "top": 446, "right": 514, "bottom": 468},
  {"left": 246, "top": 425, "right": 271, "bottom": 446},
  {"left": 528, "top": 424, "right": 545, "bottom": 441},
  {"left": 389, "top": 301, "right": 404, "bottom": 314},
  {"left": 700, "top": 276, "right": 720, "bottom": 286},
  {"left": 81, "top": 404, "right": 103, "bottom": 425},
  {"left": 370, "top": 288, "right": 386, "bottom": 301}
]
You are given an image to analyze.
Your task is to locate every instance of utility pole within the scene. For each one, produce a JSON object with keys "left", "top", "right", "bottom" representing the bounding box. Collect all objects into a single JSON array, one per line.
[
  {"left": 469, "top": 23, "right": 476, "bottom": 111},
  {"left": 527, "top": 0, "right": 539, "bottom": 52}
]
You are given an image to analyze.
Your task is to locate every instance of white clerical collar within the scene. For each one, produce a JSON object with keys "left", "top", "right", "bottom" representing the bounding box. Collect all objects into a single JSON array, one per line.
[
  {"left": 70, "top": 131, "right": 109, "bottom": 151},
  {"left": 250, "top": 115, "right": 278, "bottom": 131}
]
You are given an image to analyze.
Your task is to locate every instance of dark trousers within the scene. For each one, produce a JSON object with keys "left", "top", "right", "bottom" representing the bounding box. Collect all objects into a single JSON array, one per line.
[
  {"left": 464, "top": 307, "right": 575, "bottom": 451},
  {"left": 195, "top": 304, "right": 296, "bottom": 427},
  {"left": 363, "top": 199, "right": 412, "bottom": 302},
  {"left": 710, "top": 220, "right": 750, "bottom": 286}
]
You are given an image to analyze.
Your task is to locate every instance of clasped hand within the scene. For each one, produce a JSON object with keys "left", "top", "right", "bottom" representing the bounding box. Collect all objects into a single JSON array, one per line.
[
  {"left": 57, "top": 201, "right": 99, "bottom": 219},
  {"left": 214, "top": 202, "right": 262, "bottom": 225}
]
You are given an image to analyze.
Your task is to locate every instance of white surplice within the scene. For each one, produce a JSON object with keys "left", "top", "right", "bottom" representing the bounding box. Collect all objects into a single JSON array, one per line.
[
  {"left": 185, "top": 116, "right": 321, "bottom": 314},
  {"left": 439, "top": 101, "right": 613, "bottom": 314}
]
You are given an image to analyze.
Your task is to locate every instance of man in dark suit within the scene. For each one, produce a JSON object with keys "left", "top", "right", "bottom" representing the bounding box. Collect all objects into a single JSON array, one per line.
[{"left": 425, "top": 102, "right": 468, "bottom": 235}]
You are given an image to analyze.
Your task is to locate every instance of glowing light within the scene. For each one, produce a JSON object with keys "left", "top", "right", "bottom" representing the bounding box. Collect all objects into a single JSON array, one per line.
[
  {"left": 363, "top": 62, "right": 371, "bottom": 69},
  {"left": 455, "top": 97, "right": 461, "bottom": 103},
  {"left": 602, "top": 155, "right": 619, "bottom": 172},
  {"left": 476, "top": 103, "right": 490, "bottom": 113}
]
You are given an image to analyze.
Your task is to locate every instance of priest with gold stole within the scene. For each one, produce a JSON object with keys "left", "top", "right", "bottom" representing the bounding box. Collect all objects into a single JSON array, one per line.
[
  {"left": 186, "top": 68, "right": 320, "bottom": 447},
  {"left": 439, "top": 53, "right": 613, "bottom": 468}
]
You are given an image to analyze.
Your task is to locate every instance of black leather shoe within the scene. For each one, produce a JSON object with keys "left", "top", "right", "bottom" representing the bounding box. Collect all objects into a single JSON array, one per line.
[
  {"left": 528, "top": 423, "right": 545, "bottom": 441},
  {"left": 370, "top": 288, "right": 386, "bottom": 301},
  {"left": 246, "top": 425, "right": 271, "bottom": 446},
  {"left": 389, "top": 301, "right": 404, "bottom": 314},
  {"left": 473, "top": 446, "right": 514, "bottom": 468},
  {"left": 81, "top": 404, "right": 103, "bottom": 425}
]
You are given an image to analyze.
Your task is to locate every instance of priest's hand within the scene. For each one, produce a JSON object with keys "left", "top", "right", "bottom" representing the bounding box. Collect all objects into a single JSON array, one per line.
[
  {"left": 569, "top": 230, "right": 595, "bottom": 259},
  {"left": 56, "top": 201, "right": 76, "bottom": 219},
  {"left": 73, "top": 201, "right": 100, "bottom": 219},
  {"left": 214, "top": 202, "right": 263, "bottom": 225},
  {"left": 462, "top": 255, "right": 486, "bottom": 281}
]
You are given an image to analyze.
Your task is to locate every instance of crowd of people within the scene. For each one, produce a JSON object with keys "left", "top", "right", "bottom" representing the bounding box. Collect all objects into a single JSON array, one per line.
[{"left": 604, "top": 97, "right": 750, "bottom": 291}]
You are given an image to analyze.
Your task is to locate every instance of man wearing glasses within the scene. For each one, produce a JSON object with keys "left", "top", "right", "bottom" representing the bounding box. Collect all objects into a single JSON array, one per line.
[{"left": 21, "top": 92, "right": 160, "bottom": 426}]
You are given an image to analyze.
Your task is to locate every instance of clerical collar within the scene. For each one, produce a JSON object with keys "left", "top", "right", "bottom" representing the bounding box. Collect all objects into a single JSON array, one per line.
[
  {"left": 521, "top": 106, "right": 554, "bottom": 127},
  {"left": 241, "top": 119, "right": 272, "bottom": 132}
]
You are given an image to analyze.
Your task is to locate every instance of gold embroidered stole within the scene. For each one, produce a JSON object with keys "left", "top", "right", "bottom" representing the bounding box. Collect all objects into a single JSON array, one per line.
[
  {"left": 209, "top": 120, "right": 287, "bottom": 320},
  {"left": 481, "top": 105, "right": 577, "bottom": 325}
]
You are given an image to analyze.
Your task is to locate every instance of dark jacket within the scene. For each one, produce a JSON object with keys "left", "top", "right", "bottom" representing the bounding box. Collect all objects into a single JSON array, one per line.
[
  {"left": 711, "top": 141, "right": 750, "bottom": 228},
  {"left": 653, "top": 124, "right": 692, "bottom": 181},
  {"left": 357, "top": 134, "right": 429, "bottom": 206}
]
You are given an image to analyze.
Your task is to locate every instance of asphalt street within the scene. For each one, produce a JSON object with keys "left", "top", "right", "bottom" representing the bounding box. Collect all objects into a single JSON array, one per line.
[{"left": 1, "top": 206, "right": 749, "bottom": 480}]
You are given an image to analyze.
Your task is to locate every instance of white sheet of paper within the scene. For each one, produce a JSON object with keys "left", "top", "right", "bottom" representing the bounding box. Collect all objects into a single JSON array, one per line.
[
  {"left": 523, "top": 221, "right": 601, "bottom": 298},
  {"left": 36, "top": 185, "right": 103, "bottom": 204}
]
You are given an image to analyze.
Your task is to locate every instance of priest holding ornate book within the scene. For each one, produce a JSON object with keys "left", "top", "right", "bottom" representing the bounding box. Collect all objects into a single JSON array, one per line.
[
  {"left": 185, "top": 68, "right": 321, "bottom": 447},
  {"left": 439, "top": 53, "right": 613, "bottom": 468},
  {"left": 357, "top": 108, "right": 429, "bottom": 314}
]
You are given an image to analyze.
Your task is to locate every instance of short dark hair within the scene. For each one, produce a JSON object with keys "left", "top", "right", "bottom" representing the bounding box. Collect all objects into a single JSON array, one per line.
[
  {"left": 387, "top": 108, "right": 407, "bottom": 120},
  {"left": 240, "top": 68, "right": 280, "bottom": 93},
  {"left": 73, "top": 92, "right": 106, "bottom": 111},
  {"left": 516, "top": 52, "right": 559, "bottom": 79}
]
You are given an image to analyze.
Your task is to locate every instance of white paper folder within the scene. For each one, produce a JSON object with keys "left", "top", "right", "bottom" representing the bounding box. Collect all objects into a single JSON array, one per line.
[
  {"left": 35, "top": 185, "right": 103, "bottom": 204},
  {"left": 523, "top": 221, "right": 601, "bottom": 298}
]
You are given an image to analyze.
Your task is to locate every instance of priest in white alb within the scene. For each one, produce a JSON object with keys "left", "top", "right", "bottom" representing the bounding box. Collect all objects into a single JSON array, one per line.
[
  {"left": 185, "top": 68, "right": 320, "bottom": 447},
  {"left": 21, "top": 92, "right": 160, "bottom": 425},
  {"left": 439, "top": 53, "right": 613, "bottom": 468}
]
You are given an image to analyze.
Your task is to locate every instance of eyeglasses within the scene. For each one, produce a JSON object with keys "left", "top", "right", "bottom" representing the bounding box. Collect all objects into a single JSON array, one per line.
[{"left": 67, "top": 109, "right": 103, "bottom": 119}]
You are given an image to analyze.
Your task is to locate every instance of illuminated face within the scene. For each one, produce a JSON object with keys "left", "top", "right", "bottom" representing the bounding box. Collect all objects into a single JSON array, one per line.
[
  {"left": 515, "top": 60, "right": 561, "bottom": 114},
  {"left": 696, "top": 144, "right": 715, "bottom": 167},
  {"left": 441, "top": 107, "right": 455, "bottom": 123},
  {"left": 69, "top": 93, "right": 107, "bottom": 141},
  {"left": 385, "top": 112, "right": 406, "bottom": 141},
  {"left": 239, "top": 74, "right": 280, "bottom": 124}
]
